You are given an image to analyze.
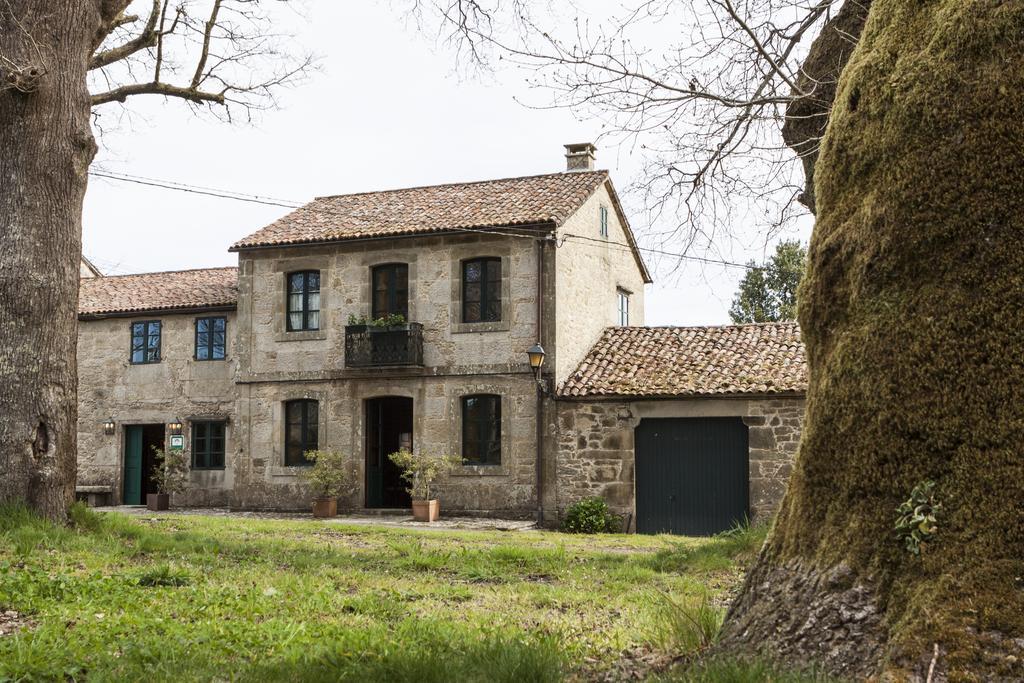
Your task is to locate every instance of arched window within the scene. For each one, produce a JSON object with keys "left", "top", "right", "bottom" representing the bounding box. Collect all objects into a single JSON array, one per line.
[
  {"left": 371, "top": 263, "right": 409, "bottom": 319},
  {"left": 461, "top": 257, "right": 501, "bottom": 323},
  {"left": 461, "top": 394, "right": 501, "bottom": 465},
  {"left": 284, "top": 399, "right": 318, "bottom": 466}
]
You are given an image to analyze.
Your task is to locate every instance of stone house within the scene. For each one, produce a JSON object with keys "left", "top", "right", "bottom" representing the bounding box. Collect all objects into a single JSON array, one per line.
[
  {"left": 76, "top": 144, "right": 808, "bottom": 533},
  {"left": 77, "top": 267, "right": 239, "bottom": 506}
]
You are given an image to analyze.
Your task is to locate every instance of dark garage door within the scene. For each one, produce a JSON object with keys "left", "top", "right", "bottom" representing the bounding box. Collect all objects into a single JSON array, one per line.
[{"left": 635, "top": 417, "right": 749, "bottom": 535}]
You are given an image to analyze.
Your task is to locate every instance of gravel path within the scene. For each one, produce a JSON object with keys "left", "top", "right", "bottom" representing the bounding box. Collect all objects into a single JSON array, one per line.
[{"left": 95, "top": 505, "right": 539, "bottom": 532}]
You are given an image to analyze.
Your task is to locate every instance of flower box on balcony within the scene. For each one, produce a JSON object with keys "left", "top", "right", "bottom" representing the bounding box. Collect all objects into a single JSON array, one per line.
[{"left": 344, "top": 323, "right": 424, "bottom": 367}]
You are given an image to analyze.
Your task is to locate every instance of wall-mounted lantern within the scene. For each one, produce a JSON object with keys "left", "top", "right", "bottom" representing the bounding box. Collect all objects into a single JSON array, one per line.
[
  {"left": 527, "top": 342, "right": 548, "bottom": 527},
  {"left": 168, "top": 418, "right": 183, "bottom": 436},
  {"left": 103, "top": 418, "right": 116, "bottom": 435},
  {"left": 526, "top": 343, "right": 546, "bottom": 380}
]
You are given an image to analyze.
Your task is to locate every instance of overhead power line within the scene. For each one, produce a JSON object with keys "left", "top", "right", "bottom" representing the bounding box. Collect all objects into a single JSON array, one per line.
[
  {"left": 89, "top": 171, "right": 303, "bottom": 209},
  {"left": 559, "top": 232, "right": 758, "bottom": 271}
]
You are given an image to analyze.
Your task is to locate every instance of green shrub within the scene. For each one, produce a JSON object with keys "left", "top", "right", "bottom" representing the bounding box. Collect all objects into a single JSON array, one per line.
[
  {"left": 388, "top": 449, "right": 460, "bottom": 500},
  {"left": 150, "top": 447, "right": 189, "bottom": 495},
  {"left": 561, "top": 497, "right": 621, "bottom": 534},
  {"left": 347, "top": 313, "right": 408, "bottom": 328},
  {"left": 301, "top": 449, "right": 354, "bottom": 499}
]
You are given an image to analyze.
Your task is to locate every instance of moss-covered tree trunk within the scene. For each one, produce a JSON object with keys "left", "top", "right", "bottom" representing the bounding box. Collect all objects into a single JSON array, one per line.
[
  {"left": 719, "top": 1, "right": 1024, "bottom": 679},
  {"left": 781, "top": 0, "right": 871, "bottom": 214}
]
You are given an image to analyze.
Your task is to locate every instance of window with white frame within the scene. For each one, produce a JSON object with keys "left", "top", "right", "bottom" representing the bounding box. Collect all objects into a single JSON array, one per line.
[
  {"left": 617, "top": 288, "right": 630, "bottom": 326},
  {"left": 599, "top": 205, "right": 609, "bottom": 238}
]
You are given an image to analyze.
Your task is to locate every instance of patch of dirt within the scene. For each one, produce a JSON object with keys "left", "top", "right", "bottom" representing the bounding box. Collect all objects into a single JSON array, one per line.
[
  {"left": 303, "top": 530, "right": 375, "bottom": 548},
  {"left": 578, "top": 645, "right": 681, "bottom": 682},
  {"left": 0, "top": 609, "right": 33, "bottom": 637}
]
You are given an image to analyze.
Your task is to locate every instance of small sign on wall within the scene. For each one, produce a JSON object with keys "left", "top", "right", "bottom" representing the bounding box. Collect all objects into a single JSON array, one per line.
[{"left": 169, "top": 435, "right": 185, "bottom": 451}]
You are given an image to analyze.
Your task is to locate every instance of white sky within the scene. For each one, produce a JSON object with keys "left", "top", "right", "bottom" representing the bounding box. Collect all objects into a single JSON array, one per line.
[{"left": 83, "top": 1, "right": 812, "bottom": 326}]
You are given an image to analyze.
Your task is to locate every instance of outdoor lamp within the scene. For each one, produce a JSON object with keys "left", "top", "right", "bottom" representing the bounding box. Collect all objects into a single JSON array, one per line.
[
  {"left": 168, "top": 418, "right": 183, "bottom": 436},
  {"left": 103, "top": 418, "right": 115, "bottom": 435},
  {"left": 527, "top": 343, "right": 546, "bottom": 379}
]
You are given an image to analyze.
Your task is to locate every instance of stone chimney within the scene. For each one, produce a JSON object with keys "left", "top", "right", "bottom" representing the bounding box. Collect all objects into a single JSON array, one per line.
[{"left": 564, "top": 142, "right": 596, "bottom": 172}]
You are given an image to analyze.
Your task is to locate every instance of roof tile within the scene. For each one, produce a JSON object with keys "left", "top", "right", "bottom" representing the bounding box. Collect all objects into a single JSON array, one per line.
[
  {"left": 78, "top": 267, "right": 237, "bottom": 317},
  {"left": 559, "top": 323, "right": 807, "bottom": 398},
  {"left": 231, "top": 171, "right": 610, "bottom": 249}
]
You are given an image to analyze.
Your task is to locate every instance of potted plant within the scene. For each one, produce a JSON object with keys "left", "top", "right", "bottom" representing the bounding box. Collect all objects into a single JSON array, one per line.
[
  {"left": 388, "top": 448, "right": 460, "bottom": 522},
  {"left": 301, "top": 449, "right": 349, "bottom": 518},
  {"left": 148, "top": 447, "right": 188, "bottom": 511},
  {"left": 347, "top": 313, "right": 409, "bottom": 330},
  {"left": 346, "top": 313, "right": 421, "bottom": 366}
]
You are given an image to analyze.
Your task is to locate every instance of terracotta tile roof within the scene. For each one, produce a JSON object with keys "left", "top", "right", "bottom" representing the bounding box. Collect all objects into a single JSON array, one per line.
[
  {"left": 78, "top": 267, "right": 238, "bottom": 317},
  {"left": 559, "top": 323, "right": 807, "bottom": 398},
  {"left": 231, "top": 171, "right": 611, "bottom": 250}
]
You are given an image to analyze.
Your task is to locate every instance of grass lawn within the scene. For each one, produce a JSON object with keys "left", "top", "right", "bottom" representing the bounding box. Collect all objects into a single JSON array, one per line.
[{"left": 0, "top": 505, "right": 820, "bottom": 682}]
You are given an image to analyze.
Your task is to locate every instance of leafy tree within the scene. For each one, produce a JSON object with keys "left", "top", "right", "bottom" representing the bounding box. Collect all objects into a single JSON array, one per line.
[
  {"left": 728, "top": 240, "right": 806, "bottom": 324},
  {"left": 0, "top": 1, "right": 309, "bottom": 521}
]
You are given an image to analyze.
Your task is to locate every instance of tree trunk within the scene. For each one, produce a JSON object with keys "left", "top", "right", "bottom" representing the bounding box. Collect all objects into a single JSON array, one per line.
[
  {"left": 0, "top": 2, "right": 103, "bottom": 521},
  {"left": 720, "top": 1, "right": 1024, "bottom": 679},
  {"left": 781, "top": 0, "right": 871, "bottom": 214}
]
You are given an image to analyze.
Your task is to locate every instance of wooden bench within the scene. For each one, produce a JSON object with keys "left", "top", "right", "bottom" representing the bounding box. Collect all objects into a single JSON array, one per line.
[{"left": 75, "top": 485, "right": 112, "bottom": 507}]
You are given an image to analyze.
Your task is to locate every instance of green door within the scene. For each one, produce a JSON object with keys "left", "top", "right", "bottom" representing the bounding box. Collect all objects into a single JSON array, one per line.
[
  {"left": 635, "top": 417, "right": 749, "bottom": 535},
  {"left": 123, "top": 426, "right": 143, "bottom": 505}
]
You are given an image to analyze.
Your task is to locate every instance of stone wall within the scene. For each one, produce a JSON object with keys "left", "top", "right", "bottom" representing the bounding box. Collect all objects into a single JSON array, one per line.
[
  {"left": 77, "top": 311, "right": 239, "bottom": 506},
  {"left": 232, "top": 374, "right": 540, "bottom": 515},
  {"left": 552, "top": 396, "right": 806, "bottom": 527},
  {"left": 229, "top": 231, "right": 553, "bottom": 513},
  {"left": 235, "top": 232, "right": 550, "bottom": 383},
  {"left": 553, "top": 183, "right": 649, "bottom": 382}
]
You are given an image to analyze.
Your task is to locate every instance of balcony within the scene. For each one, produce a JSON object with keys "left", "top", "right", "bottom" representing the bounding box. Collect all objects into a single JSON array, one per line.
[{"left": 344, "top": 323, "right": 424, "bottom": 368}]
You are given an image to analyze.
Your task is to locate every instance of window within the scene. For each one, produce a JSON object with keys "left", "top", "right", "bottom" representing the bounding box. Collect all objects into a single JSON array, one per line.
[
  {"left": 462, "top": 258, "right": 502, "bottom": 323},
  {"left": 462, "top": 394, "right": 501, "bottom": 465},
  {"left": 130, "top": 320, "right": 161, "bottom": 364},
  {"left": 600, "top": 205, "right": 609, "bottom": 238},
  {"left": 371, "top": 263, "right": 409, "bottom": 319},
  {"left": 195, "top": 316, "right": 227, "bottom": 360},
  {"left": 617, "top": 289, "right": 630, "bottom": 326},
  {"left": 192, "top": 421, "right": 226, "bottom": 469},
  {"left": 284, "top": 399, "right": 318, "bottom": 466},
  {"left": 287, "top": 271, "right": 321, "bottom": 331}
]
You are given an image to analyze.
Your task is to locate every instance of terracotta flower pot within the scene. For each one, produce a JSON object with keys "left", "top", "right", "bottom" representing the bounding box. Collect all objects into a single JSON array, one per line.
[
  {"left": 412, "top": 499, "right": 439, "bottom": 522},
  {"left": 146, "top": 493, "right": 169, "bottom": 511},
  {"left": 312, "top": 497, "right": 337, "bottom": 518}
]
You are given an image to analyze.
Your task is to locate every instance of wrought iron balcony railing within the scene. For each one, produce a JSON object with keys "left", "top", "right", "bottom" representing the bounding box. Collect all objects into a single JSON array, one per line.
[{"left": 344, "top": 323, "right": 424, "bottom": 368}]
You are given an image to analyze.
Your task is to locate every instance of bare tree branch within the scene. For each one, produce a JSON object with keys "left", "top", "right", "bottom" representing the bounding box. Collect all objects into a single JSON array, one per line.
[
  {"left": 88, "top": 0, "right": 315, "bottom": 121},
  {"left": 90, "top": 0, "right": 160, "bottom": 70},
  {"left": 404, "top": 0, "right": 845, "bottom": 263},
  {"left": 90, "top": 80, "right": 224, "bottom": 106},
  {"left": 190, "top": 0, "right": 222, "bottom": 88}
]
